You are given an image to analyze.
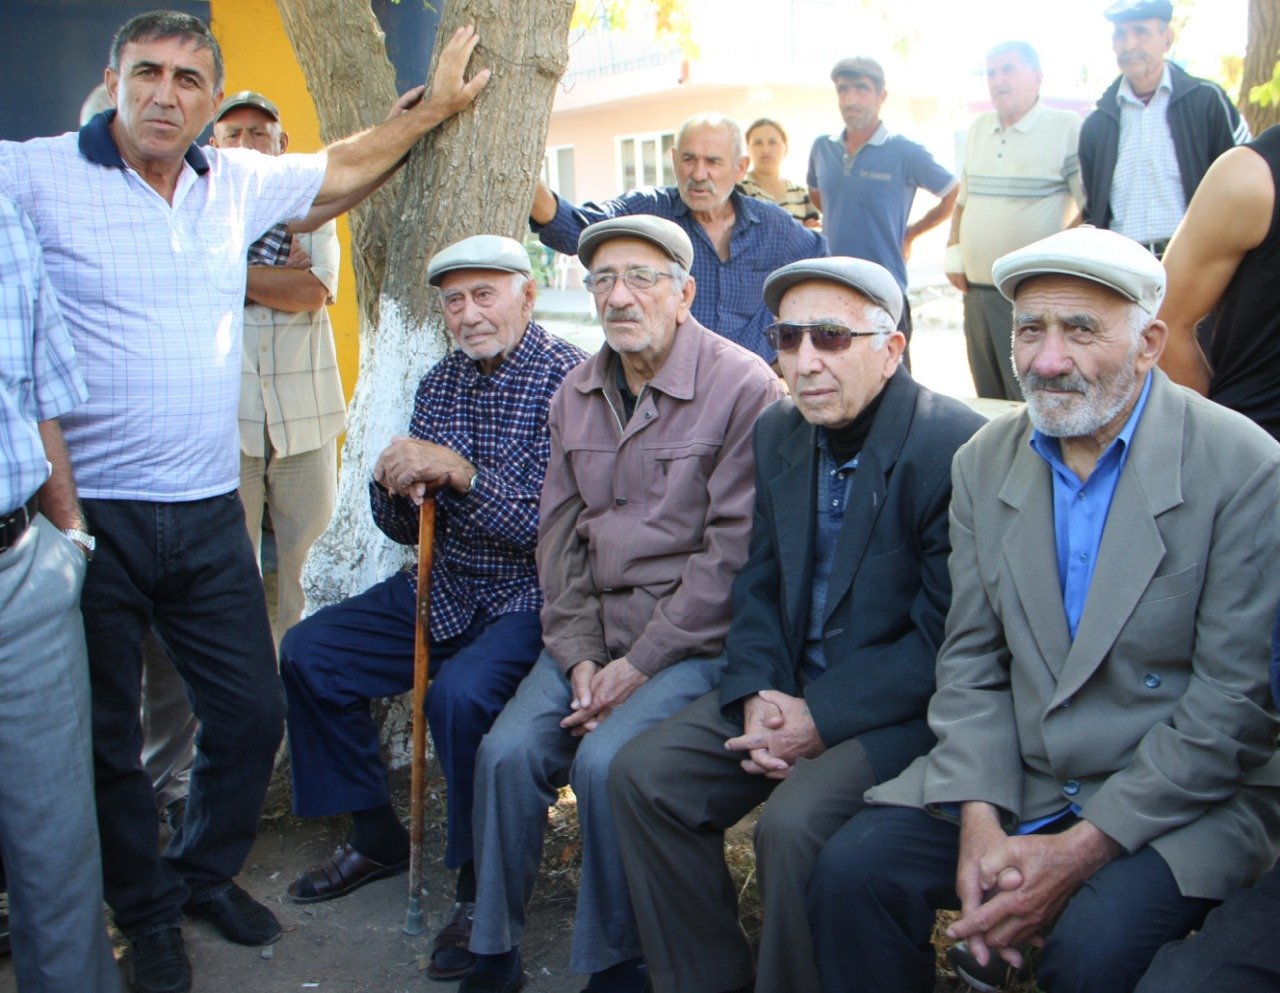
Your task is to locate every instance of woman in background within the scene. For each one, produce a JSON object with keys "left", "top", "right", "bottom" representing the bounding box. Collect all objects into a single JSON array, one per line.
[{"left": 738, "top": 118, "right": 821, "bottom": 228}]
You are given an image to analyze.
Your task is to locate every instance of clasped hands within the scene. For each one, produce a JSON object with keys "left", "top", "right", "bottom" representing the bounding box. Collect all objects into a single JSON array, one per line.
[
  {"left": 561, "top": 657, "right": 649, "bottom": 736},
  {"left": 373, "top": 436, "right": 475, "bottom": 506},
  {"left": 724, "top": 690, "right": 826, "bottom": 779},
  {"left": 946, "top": 802, "right": 1122, "bottom": 970}
]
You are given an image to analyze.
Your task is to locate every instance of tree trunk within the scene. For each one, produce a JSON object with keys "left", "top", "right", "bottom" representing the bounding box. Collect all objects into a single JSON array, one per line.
[
  {"left": 1243, "top": 0, "right": 1280, "bottom": 134},
  {"left": 276, "top": 0, "right": 574, "bottom": 763}
]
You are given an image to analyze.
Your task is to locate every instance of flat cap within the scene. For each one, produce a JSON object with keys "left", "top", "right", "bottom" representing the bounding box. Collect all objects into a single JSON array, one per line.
[
  {"left": 1103, "top": 0, "right": 1173, "bottom": 22},
  {"left": 763, "top": 256, "right": 903, "bottom": 325},
  {"left": 427, "top": 235, "right": 532, "bottom": 287},
  {"left": 831, "top": 56, "right": 886, "bottom": 89},
  {"left": 577, "top": 216, "right": 694, "bottom": 271},
  {"left": 991, "top": 227, "right": 1166, "bottom": 312},
  {"left": 215, "top": 90, "right": 279, "bottom": 123}
]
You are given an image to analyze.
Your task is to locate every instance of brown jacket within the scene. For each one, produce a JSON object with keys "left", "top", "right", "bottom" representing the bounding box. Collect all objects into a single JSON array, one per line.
[{"left": 537, "top": 317, "right": 784, "bottom": 676}]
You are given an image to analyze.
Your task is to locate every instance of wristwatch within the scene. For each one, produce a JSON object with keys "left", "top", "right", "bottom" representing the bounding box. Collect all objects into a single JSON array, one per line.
[{"left": 63, "top": 528, "right": 96, "bottom": 559}]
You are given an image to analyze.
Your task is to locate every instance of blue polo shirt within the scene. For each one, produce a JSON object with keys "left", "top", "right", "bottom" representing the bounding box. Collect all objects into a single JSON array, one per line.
[{"left": 807, "top": 123, "right": 955, "bottom": 291}]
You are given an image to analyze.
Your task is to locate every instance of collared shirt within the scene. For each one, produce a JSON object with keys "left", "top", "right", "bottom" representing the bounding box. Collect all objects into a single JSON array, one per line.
[
  {"left": 953, "top": 102, "right": 1085, "bottom": 284},
  {"left": 807, "top": 122, "right": 957, "bottom": 291},
  {"left": 240, "top": 219, "right": 346, "bottom": 458},
  {"left": 1030, "top": 371, "right": 1154, "bottom": 639},
  {"left": 534, "top": 186, "right": 826, "bottom": 362},
  {"left": 0, "top": 194, "right": 86, "bottom": 514},
  {"left": 1111, "top": 65, "right": 1185, "bottom": 243},
  {"left": 0, "top": 111, "right": 327, "bottom": 501},
  {"left": 369, "top": 321, "right": 586, "bottom": 642},
  {"left": 802, "top": 434, "right": 859, "bottom": 680}
]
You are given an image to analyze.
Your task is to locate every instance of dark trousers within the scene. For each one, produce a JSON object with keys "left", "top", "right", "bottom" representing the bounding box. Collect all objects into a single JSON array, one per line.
[
  {"left": 1136, "top": 861, "right": 1280, "bottom": 992},
  {"left": 807, "top": 805, "right": 1215, "bottom": 993},
  {"left": 280, "top": 573, "right": 541, "bottom": 868},
  {"left": 81, "top": 494, "right": 284, "bottom": 933}
]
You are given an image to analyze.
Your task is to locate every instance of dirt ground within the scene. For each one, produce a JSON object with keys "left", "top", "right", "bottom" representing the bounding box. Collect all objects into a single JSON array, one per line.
[{"left": 0, "top": 288, "right": 1001, "bottom": 993}]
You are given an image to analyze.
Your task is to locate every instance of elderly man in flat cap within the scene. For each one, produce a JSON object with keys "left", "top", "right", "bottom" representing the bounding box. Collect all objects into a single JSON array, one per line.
[
  {"left": 608, "top": 256, "right": 984, "bottom": 993},
  {"left": 805, "top": 227, "right": 1280, "bottom": 993},
  {"left": 1079, "top": 0, "right": 1248, "bottom": 255},
  {"left": 278, "top": 235, "right": 585, "bottom": 979},
  {"left": 462, "top": 216, "right": 783, "bottom": 993}
]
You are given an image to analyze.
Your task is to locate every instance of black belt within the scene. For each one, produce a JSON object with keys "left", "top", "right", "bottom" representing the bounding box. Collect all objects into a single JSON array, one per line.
[{"left": 0, "top": 495, "right": 39, "bottom": 554}]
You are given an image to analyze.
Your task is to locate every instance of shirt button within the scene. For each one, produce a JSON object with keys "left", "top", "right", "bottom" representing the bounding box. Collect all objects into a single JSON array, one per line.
[
  {"left": 1078, "top": 552, "right": 1088, "bottom": 562},
  {"left": 1144, "top": 673, "right": 1161, "bottom": 689},
  {"left": 1059, "top": 698, "right": 1071, "bottom": 709},
  {"left": 1063, "top": 780, "right": 1080, "bottom": 797},
  {"left": 615, "top": 498, "right": 627, "bottom": 506},
  {"left": 644, "top": 411, "right": 652, "bottom": 419},
  {"left": 831, "top": 499, "right": 839, "bottom": 507}
]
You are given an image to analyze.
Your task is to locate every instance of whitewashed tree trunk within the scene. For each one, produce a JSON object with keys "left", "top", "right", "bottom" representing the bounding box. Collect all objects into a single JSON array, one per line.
[{"left": 276, "top": 0, "right": 575, "bottom": 763}]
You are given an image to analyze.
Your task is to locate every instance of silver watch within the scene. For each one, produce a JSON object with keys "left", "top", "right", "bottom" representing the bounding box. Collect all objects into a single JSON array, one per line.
[{"left": 63, "top": 528, "right": 96, "bottom": 559}]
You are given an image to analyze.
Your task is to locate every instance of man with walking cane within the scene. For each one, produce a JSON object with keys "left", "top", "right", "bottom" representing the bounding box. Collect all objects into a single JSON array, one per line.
[{"left": 279, "top": 235, "right": 585, "bottom": 981}]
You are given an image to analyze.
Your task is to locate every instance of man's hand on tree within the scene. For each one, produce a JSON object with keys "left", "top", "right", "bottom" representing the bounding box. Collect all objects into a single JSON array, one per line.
[{"left": 421, "top": 26, "right": 491, "bottom": 123}]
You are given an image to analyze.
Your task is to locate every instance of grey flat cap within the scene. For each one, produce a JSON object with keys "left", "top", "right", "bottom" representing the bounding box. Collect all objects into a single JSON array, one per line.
[
  {"left": 1104, "top": 0, "right": 1173, "bottom": 21},
  {"left": 991, "top": 227, "right": 1166, "bottom": 312},
  {"left": 831, "top": 56, "right": 886, "bottom": 89},
  {"left": 577, "top": 216, "right": 694, "bottom": 271},
  {"left": 763, "top": 256, "right": 903, "bottom": 325},
  {"left": 427, "top": 235, "right": 532, "bottom": 287},
  {"left": 215, "top": 90, "right": 279, "bottom": 122}
]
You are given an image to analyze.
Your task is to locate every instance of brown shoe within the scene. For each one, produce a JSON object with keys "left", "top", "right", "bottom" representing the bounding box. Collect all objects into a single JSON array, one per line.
[
  {"left": 426, "top": 901, "right": 476, "bottom": 980},
  {"left": 287, "top": 842, "right": 408, "bottom": 904}
]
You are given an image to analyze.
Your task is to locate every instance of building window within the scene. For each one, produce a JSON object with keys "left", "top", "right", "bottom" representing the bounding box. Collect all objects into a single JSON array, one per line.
[
  {"left": 542, "top": 145, "right": 576, "bottom": 203},
  {"left": 617, "top": 132, "right": 676, "bottom": 192}
]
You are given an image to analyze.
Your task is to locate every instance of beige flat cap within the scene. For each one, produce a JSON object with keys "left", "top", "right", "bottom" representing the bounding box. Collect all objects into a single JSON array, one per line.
[{"left": 992, "top": 227, "right": 1166, "bottom": 312}]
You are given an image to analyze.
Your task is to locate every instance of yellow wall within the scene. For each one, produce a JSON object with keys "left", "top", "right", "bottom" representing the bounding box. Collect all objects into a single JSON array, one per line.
[{"left": 207, "top": 0, "right": 361, "bottom": 413}]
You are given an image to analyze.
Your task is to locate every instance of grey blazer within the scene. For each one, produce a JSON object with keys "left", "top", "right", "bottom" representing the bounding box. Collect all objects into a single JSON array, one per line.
[{"left": 869, "top": 370, "right": 1280, "bottom": 899}]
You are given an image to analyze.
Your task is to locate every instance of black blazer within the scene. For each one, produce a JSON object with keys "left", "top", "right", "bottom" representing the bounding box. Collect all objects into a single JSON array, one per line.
[{"left": 719, "top": 367, "right": 986, "bottom": 782}]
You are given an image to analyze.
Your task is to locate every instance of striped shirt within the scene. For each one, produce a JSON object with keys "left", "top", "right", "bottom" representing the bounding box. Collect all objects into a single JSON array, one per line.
[
  {"left": 0, "top": 111, "right": 327, "bottom": 501},
  {"left": 1110, "top": 66, "right": 1185, "bottom": 243},
  {"left": 737, "top": 175, "right": 820, "bottom": 225},
  {"left": 369, "top": 321, "right": 586, "bottom": 641},
  {"left": 0, "top": 194, "right": 87, "bottom": 514}
]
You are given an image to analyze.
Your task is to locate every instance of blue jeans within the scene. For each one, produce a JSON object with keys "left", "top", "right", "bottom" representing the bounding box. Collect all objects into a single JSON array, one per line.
[
  {"left": 81, "top": 493, "right": 284, "bottom": 932},
  {"left": 281, "top": 572, "right": 542, "bottom": 868}
]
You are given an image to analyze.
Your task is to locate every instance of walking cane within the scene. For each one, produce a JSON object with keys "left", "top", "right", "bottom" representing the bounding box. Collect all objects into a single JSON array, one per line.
[{"left": 404, "top": 498, "right": 436, "bottom": 936}]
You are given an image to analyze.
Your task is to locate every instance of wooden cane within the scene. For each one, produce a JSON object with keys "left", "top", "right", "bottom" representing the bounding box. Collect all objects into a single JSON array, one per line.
[{"left": 403, "top": 498, "right": 436, "bottom": 936}]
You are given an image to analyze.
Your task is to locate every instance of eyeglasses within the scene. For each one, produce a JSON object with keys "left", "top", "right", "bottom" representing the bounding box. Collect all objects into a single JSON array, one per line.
[
  {"left": 764, "top": 321, "right": 881, "bottom": 352},
  {"left": 583, "top": 267, "right": 675, "bottom": 294}
]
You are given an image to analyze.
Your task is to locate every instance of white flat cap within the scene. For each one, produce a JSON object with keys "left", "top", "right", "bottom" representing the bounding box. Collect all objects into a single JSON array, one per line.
[
  {"left": 991, "top": 227, "right": 1166, "bottom": 313},
  {"left": 577, "top": 216, "right": 694, "bottom": 271},
  {"left": 763, "top": 256, "right": 903, "bottom": 325},
  {"left": 427, "top": 235, "right": 531, "bottom": 287}
]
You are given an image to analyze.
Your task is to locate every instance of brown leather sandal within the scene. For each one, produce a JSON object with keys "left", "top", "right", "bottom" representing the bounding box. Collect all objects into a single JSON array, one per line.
[
  {"left": 426, "top": 901, "right": 476, "bottom": 981},
  {"left": 286, "top": 842, "right": 408, "bottom": 904}
]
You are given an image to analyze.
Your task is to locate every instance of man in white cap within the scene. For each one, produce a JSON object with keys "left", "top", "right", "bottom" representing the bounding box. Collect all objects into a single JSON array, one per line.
[
  {"left": 279, "top": 235, "right": 585, "bottom": 980},
  {"left": 806, "top": 226, "right": 1280, "bottom": 993},
  {"left": 609, "top": 256, "right": 984, "bottom": 993},
  {"left": 463, "top": 215, "right": 784, "bottom": 993}
]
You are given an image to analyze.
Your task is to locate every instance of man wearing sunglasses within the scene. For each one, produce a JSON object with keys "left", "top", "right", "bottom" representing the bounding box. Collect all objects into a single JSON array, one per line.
[
  {"left": 609, "top": 256, "right": 984, "bottom": 993},
  {"left": 464, "top": 215, "right": 783, "bottom": 993}
]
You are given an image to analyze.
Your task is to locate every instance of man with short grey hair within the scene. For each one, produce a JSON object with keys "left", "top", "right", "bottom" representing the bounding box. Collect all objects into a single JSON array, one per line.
[
  {"left": 279, "top": 235, "right": 584, "bottom": 981},
  {"left": 807, "top": 227, "right": 1280, "bottom": 993},
  {"left": 945, "top": 40, "right": 1084, "bottom": 399},
  {"left": 610, "top": 255, "right": 984, "bottom": 993},
  {"left": 463, "top": 215, "right": 784, "bottom": 993},
  {"left": 529, "top": 113, "right": 825, "bottom": 362}
]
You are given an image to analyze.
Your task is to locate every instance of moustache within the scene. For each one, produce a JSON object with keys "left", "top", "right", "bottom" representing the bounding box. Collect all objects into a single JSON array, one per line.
[
  {"left": 604, "top": 307, "right": 643, "bottom": 323},
  {"left": 683, "top": 179, "right": 716, "bottom": 194},
  {"left": 1021, "top": 370, "right": 1089, "bottom": 394}
]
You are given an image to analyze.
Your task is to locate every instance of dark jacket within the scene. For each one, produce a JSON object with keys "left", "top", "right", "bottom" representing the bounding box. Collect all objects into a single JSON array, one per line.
[
  {"left": 718, "top": 368, "right": 986, "bottom": 783},
  {"left": 1079, "top": 61, "right": 1247, "bottom": 228}
]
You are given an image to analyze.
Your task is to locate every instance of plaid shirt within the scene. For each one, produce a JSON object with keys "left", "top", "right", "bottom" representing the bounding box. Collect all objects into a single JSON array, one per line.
[
  {"left": 247, "top": 222, "right": 291, "bottom": 268},
  {"left": 370, "top": 321, "right": 586, "bottom": 640},
  {"left": 535, "top": 186, "right": 825, "bottom": 362}
]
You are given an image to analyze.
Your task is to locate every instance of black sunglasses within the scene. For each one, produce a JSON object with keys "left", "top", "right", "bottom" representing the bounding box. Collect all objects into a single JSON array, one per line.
[{"left": 764, "top": 321, "right": 881, "bottom": 352}]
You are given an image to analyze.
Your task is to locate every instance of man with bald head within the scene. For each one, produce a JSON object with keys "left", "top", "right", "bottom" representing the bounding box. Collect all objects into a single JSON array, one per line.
[
  {"left": 464, "top": 216, "right": 783, "bottom": 993},
  {"left": 530, "top": 113, "right": 825, "bottom": 362},
  {"left": 807, "top": 227, "right": 1280, "bottom": 993},
  {"left": 279, "top": 235, "right": 585, "bottom": 981},
  {"left": 609, "top": 256, "right": 983, "bottom": 993}
]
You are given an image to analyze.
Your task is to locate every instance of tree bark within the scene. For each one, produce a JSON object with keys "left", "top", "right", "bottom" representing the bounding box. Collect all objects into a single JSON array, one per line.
[
  {"left": 1243, "top": 0, "right": 1280, "bottom": 134},
  {"left": 275, "top": 0, "right": 574, "bottom": 763}
]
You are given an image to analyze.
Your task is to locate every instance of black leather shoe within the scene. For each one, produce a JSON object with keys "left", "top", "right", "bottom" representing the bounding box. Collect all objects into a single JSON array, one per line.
[
  {"left": 129, "top": 927, "right": 192, "bottom": 993},
  {"left": 183, "top": 880, "right": 281, "bottom": 946}
]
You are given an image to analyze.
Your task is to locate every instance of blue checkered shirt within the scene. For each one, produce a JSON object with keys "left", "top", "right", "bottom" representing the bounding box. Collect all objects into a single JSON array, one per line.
[
  {"left": 370, "top": 321, "right": 586, "bottom": 641},
  {"left": 0, "top": 194, "right": 87, "bottom": 514},
  {"left": 535, "top": 186, "right": 826, "bottom": 361}
]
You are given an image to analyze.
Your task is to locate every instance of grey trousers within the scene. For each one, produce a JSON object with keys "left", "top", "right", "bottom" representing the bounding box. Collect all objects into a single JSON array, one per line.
[
  {"left": 610, "top": 691, "right": 876, "bottom": 993},
  {"left": 963, "top": 283, "right": 1021, "bottom": 401},
  {"left": 0, "top": 516, "right": 120, "bottom": 992},
  {"left": 470, "top": 650, "right": 727, "bottom": 974}
]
